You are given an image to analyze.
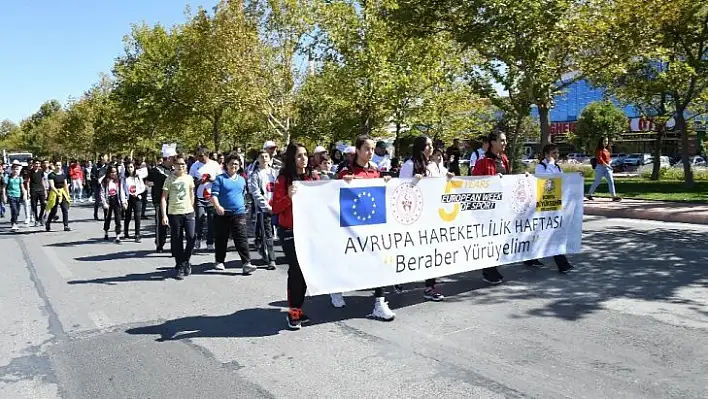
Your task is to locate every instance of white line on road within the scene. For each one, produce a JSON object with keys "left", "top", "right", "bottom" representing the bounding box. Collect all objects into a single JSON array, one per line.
[
  {"left": 39, "top": 244, "right": 73, "bottom": 279},
  {"left": 88, "top": 310, "right": 114, "bottom": 330}
]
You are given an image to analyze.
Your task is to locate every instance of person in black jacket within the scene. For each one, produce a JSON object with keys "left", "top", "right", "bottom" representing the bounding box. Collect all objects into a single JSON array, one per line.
[{"left": 144, "top": 156, "right": 173, "bottom": 252}]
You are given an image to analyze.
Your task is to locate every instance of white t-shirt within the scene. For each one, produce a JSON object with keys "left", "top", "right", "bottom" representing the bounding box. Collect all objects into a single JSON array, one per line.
[
  {"left": 372, "top": 154, "right": 392, "bottom": 172},
  {"left": 469, "top": 148, "right": 485, "bottom": 167},
  {"left": 535, "top": 159, "right": 562, "bottom": 175},
  {"left": 191, "top": 160, "right": 223, "bottom": 199},
  {"left": 399, "top": 159, "right": 447, "bottom": 178}
]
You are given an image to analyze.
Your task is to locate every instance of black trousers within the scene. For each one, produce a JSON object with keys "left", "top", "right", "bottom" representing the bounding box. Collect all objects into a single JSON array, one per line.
[
  {"left": 196, "top": 203, "right": 215, "bottom": 245},
  {"left": 255, "top": 212, "right": 276, "bottom": 263},
  {"left": 92, "top": 182, "right": 105, "bottom": 219},
  {"left": 153, "top": 202, "right": 168, "bottom": 249},
  {"left": 140, "top": 191, "right": 148, "bottom": 218},
  {"left": 168, "top": 212, "right": 196, "bottom": 266},
  {"left": 280, "top": 228, "right": 306, "bottom": 309},
  {"left": 30, "top": 191, "right": 46, "bottom": 221},
  {"left": 214, "top": 213, "right": 250, "bottom": 264},
  {"left": 47, "top": 198, "right": 69, "bottom": 228},
  {"left": 124, "top": 196, "right": 142, "bottom": 237},
  {"left": 103, "top": 196, "right": 122, "bottom": 235}
]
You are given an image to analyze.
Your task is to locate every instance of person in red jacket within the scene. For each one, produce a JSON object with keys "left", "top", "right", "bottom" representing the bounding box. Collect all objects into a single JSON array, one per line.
[
  {"left": 69, "top": 161, "right": 85, "bottom": 203},
  {"left": 271, "top": 141, "right": 320, "bottom": 330},
  {"left": 472, "top": 131, "right": 510, "bottom": 285},
  {"left": 334, "top": 135, "right": 396, "bottom": 322}
]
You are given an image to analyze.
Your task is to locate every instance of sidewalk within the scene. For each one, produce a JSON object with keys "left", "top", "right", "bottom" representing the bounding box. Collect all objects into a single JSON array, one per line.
[{"left": 583, "top": 198, "right": 708, "bottom": 225}]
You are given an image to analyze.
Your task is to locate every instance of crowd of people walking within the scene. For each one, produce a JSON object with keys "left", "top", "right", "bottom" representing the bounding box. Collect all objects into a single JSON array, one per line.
[{"left": 0, "top": 133, "right": 622, "bottom": 330}]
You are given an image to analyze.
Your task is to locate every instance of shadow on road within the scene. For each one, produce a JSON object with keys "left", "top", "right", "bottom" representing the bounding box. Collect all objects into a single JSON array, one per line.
[{"left": 125, "top": 308, "right": 285, "bottom": 339}]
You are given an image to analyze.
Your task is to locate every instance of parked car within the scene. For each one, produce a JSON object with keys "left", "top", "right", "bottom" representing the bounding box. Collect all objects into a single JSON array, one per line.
[
  {"left": 672, "top": 155, "right": 706, "bottom": 168},
  {"left": 623, "top": 153, "right": 653, "bottom": 166},
  {"left": 610, "top": 153, "right": 628, "bottom": 167},
  {"left": 644, "top": 155, "right": 671, "bottom": 169}
]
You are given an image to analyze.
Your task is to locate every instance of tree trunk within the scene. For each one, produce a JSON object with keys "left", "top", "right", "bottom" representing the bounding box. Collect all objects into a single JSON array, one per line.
[
  {"left": 395, "top": 120, "right": 402, "bottom": 157},
  {"left": 538, "top": 105, "right": 551, "bottom": 148},
  {"left": 650, "top": 127, "right": 663, "bottom": 181},
  {"left": 212, "top": 112, "right": 222, "bottom": 153},
  {"left": 508, "top": 116, "right": 524, "bottom": 174},
  {"left": 675, "top": 111, "right": 694, "bottom": 186}
]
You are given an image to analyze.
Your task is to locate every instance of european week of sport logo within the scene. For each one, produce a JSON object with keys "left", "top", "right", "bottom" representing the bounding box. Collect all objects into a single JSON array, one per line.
[{"left": 339, "top": 186, "right": 387, "bottom": 227}]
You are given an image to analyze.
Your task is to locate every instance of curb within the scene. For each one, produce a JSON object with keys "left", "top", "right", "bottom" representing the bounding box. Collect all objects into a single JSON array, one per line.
[{"left": 584, "top": 207, "right": 708, "bottom": 225}]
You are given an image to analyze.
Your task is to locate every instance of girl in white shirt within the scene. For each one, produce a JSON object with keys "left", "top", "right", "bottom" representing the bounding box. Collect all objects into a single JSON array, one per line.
[
  {"left": 528, "top": 144, "right": 574, "bottom": 273},
  {"left": 398, "top": 135, "right": 454, "bottom": 301},
  {"left": 123, "top": 161, "right": 147, "bottom": 242}
]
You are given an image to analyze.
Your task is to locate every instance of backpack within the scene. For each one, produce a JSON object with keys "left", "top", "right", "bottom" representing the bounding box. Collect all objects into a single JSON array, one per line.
[{"left": 590, "top": 157, "right": 597, "bottom": 169}]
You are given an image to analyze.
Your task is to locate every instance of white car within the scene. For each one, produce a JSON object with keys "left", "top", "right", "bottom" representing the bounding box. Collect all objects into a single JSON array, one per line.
[
  {"left": 672, "top": 155, "right": 706, "bottom": 168},
  {"left": 623, "top": 153, "right": 652, "bottom": 166}
]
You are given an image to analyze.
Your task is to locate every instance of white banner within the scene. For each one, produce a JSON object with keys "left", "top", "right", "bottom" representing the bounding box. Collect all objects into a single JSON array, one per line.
[{"left": 292, "top": 174, "right": 584, "bottom": 295}]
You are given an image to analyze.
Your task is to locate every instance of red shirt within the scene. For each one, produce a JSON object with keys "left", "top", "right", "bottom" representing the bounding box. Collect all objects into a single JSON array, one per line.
[
  {"left": 69, "top": 164, "right": 84, "bottom": 180},
  {"left": 472, "top": 153, "right": 510, "bottom": 176},
  {"left": 595, "top": 148, "right": 610, "bottom": 166},
  {"left": 335, "top": 162, "right": 380, "bottom": 180},
  {"left": 271, "top": 172, "right": 320, "bottom": 230}
]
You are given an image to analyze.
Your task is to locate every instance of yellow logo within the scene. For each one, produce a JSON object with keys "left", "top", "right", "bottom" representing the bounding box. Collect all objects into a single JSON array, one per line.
[
  {"left": 438, "top": 178, "right": 491, "bottom": 222},
  {"left": 536, "top": 178, "right": 562, "bottom": 212}
]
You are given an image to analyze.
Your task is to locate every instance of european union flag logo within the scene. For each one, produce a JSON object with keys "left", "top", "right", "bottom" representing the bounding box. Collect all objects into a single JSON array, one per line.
[{"left": 339, "top": 186, "right": 387, "bottom": 227}]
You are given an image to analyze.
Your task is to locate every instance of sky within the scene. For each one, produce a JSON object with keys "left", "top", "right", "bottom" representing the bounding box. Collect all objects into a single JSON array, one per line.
[{"left": 0, "top": 0, "right": 219, "bottom": 124}]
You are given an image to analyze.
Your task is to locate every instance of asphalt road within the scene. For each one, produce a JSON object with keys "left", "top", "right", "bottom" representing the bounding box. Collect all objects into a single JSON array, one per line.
[{"left": 1, "top": 203, "right": 707, "bottom": 398}]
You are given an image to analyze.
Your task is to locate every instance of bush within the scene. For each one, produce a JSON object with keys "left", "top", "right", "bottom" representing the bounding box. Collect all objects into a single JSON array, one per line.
[
  {"left": 639, "top": 165, "right": 708, "bottom": 180},
  {"left": 554, "top": 162, "right": 594, "bottom": 177}
]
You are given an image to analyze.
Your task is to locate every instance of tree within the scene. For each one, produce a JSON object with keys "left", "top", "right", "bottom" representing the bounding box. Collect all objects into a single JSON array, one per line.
[
  {"left": 572, "top": 101, "right": 627, "bottom": 153},
  {"left": 583, "top": 0, "right": 708, "bottom": 186},
  {"left": 394, "top": 0, "right": 630, "bottom": 148}
]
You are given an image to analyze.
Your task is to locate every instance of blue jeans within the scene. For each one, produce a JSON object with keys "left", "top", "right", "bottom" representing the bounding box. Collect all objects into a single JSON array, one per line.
[
  {"left": 588, "top": 164, "right": 616, "bottom": 197},
  {"left": 8, "top": 196, "right": 21, "bottom": 225}
]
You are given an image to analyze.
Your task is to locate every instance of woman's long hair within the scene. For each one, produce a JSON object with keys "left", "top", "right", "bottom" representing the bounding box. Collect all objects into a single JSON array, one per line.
[
  {"left": 411, "top": 135, "right": 430, "bottom": 176},
  {"left": 102, "top": 166, "right": 118, "bottom": 188},
  {"left": 125, "top": 161, "right": 138, "bottom": 178},
  {"left": 596, "top": 137, "right": 608, "bottom": 150},
  {"left": 279, "top": 141, "right": 309, "bottom": 187}
]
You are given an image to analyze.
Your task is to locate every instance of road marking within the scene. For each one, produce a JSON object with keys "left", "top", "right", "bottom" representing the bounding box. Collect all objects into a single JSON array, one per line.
[
  {"left": 88, "top": 310, "right": 114, "bottom": 330},
  {"left": 39, "top": 244, "right": 73, "bottom": 279}
]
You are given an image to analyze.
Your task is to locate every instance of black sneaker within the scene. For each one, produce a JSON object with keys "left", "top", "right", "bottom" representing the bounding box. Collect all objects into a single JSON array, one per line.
[
  {"left": 482, "top": 269, "right": 504, "bottom": 285},
  {"left": 524, "top": 259, "right": 544, "bottom": 268},
  {"left": 45, "top": 223, "right": 51, "bottom": 232},
  {"left": 286, "top": 309, "right": 302, "bottom": 330},
  {"left": 423, "top": 288, "right": 444, "bottom": 301},
  {"left": 299, "top": 312, "right": 310, "bottom": 324},
  {"left": 586, "top": 195, "right": 594, "bottom": 201},
  {"left": 156, "top": 246, "right": 164, "bottom": 253},
  {"left": 183, "top": 262, "right": 192, "bottom": 276},
  {"left": 558, "top": 264, "right": 575, "bottom": 274},
  {"left": 64, "top": 226, "right": 71, "bottom": 232},
  {"left": 135, "top": 236, "right": 141, "bottom": 243},
  {"left": 394, "top": 285, "right": 404, "bottom": 293},
  {"left": 104, "top": 233, "right": 109, "bottom": 241},
  {"left": 175, "top": 265, "right": 185, "bottom": 280},
  {"left": 115, "top": 237, "right": 121, "bottom": 244}
]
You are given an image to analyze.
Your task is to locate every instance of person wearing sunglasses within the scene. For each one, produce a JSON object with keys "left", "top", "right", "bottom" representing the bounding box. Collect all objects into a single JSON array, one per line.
[
  {"left": 211, "top": 153, "right": 255, "bottom": 275},
  {"left": 161, "top": 155, "right": 196, "bottom": 280}
]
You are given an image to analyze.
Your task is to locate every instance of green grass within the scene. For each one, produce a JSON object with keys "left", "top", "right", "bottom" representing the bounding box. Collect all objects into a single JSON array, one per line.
[{"left": 583, "top": 178, "right": 708, "bottom": 203}]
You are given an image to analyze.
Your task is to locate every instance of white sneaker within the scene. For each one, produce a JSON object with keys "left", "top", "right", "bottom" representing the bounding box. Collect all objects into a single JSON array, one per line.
[
  {"left": 242, "top": 263, "right": 257, "bottom": 275},
  {"left": 370, "top": 299, "right": 395, "bottom": 321},
  {"left": 214, "top": 262, "right": 225, "bottom": 270},
  {"left": 25, "top": 219, "right": 32, "bottom": 226},
  {"left": 206, "top": 244, "right": 214, "bottom": 251},
  {"left": 11, "top": 224, "right": 19, "bottom": 232},
  {"left": 330, "top": 293, "right": 346, "bottom": 308}
]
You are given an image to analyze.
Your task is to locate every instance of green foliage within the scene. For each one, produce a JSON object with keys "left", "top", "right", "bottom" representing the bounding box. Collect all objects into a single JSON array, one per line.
[{"left": 572, "top": 101, "right": 627, "bottom": 152}]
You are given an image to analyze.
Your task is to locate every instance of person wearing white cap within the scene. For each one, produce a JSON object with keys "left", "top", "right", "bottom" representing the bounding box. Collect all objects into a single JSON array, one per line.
[
  {"left": 310, "top": 145, "right": 327, "bottom": 169},
  {"left": 262, "top": 140, "right": 282, "bottom": 169},
  {"left": 335, "top": 146, "right": 356, "bottom": 174}
]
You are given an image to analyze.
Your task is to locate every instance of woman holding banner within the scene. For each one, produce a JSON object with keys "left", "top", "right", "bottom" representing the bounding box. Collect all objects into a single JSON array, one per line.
[
  {"left": 525, "top": 144, "right": 575, "bottom": 273},
  {"left": 472, "top": 131, "right": 509, "bottom": 285},
  {"left": 335, "top": 135, "right": 396, "bottom": 322},
  {"left": 399, "top": 135, "right": 455, "bottom": 301},
  {"left": 272, "top": 142, "right": 320, "bottom": 330}
]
